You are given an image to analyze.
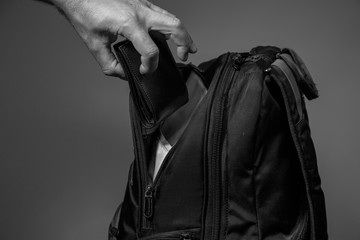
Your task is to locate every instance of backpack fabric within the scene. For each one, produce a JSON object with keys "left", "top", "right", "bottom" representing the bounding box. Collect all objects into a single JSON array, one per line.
[{"left": 109, "top": 46, "right": 328, "bottom": 240}]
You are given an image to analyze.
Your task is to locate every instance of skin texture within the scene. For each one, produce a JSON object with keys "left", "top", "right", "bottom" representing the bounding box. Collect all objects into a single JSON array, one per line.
[{"left": 36, "top": 0, "right": 197, "bottom": 78}]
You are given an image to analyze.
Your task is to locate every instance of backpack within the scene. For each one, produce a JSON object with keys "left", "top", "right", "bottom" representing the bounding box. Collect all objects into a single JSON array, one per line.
[{"left": 109, "top": 35, "right": 328, "bottom": 240}]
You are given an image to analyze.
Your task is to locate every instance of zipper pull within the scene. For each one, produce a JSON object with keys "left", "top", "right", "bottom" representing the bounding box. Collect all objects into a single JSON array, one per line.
[
  {"left": 144, "top": 185, "right": 154, "bottom": 219},
  {"left": 180, "top": 233, "right": 192, "bottom": 240},
  {"left": 232, "top": 53, "right": 245, "bottom": 71}
]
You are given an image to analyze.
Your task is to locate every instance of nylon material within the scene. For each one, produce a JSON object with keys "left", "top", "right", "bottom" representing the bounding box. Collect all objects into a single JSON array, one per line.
[
  {"left": 127, "top": 162, "right": 139, "bottom": 205},
  {"left": 226, "top": 66, "right": 264, "bottom": 172},
  {"left": 226, "top": 207, "right": 258, "bottom": 239},
  {"left": 282, "top": 48, "right": 319, "bottom": 100},
  {"left": 116, "top": 49, "right": 327, "bottom": 240},
  {"left": 138, "top": 228, "right": 201, "bottom": 240},
  {"left": 254, "top": 120, "right": 306, "bottom": 238},
  {"left": 297, "top": 122, "right": 321, "bottom": 186},
  {"left": 252, "top": 78, "right": 283, "bottom": 166},
  {"left": 150, "top": 98, "right": 208, "bottom": 233},
  {"left": 130, "top": 96, "right": 154, "bottom": 234},
  {"left": 226, "top": 219, "right": 259, "bottom": 240},
  {"left": 254, "top": 81, "right": 308, "bottom": 239},
  {"left": 225, "top": 64, "right": 308, "bottom": 239},
  {"left": 271, "top": 69, "right": 301, "bottom": 125},
  {"left": 225, "top": 65, "right": 264, "bottom": 238},
  {"left": 296, "top": 120, "right": 328, "bottom": 239},
  {"left": 117, "top": 183, "right": 139, "bottom": 239},
  {"left": 271, "top": 66, "right": 327, "bottom": 239},
  {"left": 220, "top": 133, "right": 229, "bottom": 239},
  {"left": 291, "top": 101, "right": 323, "bottom": 194},
  {"left": 202, "top": 53, "right": 229, "bottom": 94},
  {"left": 272, "top": 59, "right": 303, "bottom": 119},
  {"left": 202, "top": 53, "right": 232, "bottom": 240},
  {"left": 227, "top": 67, "right": 262, "bottom": 120},
  {"left": 128, "top": 161, "right": 134, "bottom": 187},
  {"left": 110, "top": 203, "right": 122, "bottom": 231},
  {"left": 116, "top": 100, "right": 141, "bottom": 240},
  {"left": 118, "top": 162, "right": 140, "bottom": 238},
  {"left": 161, "top": 71, "right": 208, "bottom": 146}
]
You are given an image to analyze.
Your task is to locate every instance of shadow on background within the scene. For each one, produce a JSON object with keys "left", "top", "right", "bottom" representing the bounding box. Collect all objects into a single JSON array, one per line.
[{"left": 0, "top": 0, "right": 359, "bottom": 239}]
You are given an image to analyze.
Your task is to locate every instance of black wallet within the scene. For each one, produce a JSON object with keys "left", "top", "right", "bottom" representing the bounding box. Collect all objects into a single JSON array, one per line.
[{"left": 113, "top": 31, "right": 189, "bottom": 129}]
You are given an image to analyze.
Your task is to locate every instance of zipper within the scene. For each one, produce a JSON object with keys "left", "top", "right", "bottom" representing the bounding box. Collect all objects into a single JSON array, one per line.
[
  {"left": 144, "top": 184, "right": 154, "bottom": 219},
  {"left": 205, "top": 53, "right": 240, "bottom": 240},
  {"left": 131, "top": 107, "right": 152, "bottom": 230},
  {"left": 140, "top": 130, "right": 181, "bottom": 228},
  {"left": 141, "top": 104, "right": 199, "bottom": 223},
  {"left": 139, "top": 68, "right": 208, "bottom": 231},
  {"left": 142, "top": 233, "right": 195, "bottom": 240},
  {"left": 142, "top": 144, "right": 174, "bottom": 225},
  {"left": 139, "top": 229, "right": 200, "bottom": 240}
]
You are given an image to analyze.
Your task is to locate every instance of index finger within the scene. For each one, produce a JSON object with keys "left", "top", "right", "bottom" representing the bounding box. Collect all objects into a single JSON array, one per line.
[
  {"left": 146, "top": 11, "right": 197, "bottom": 60},
  {"left": 125, "top": 25, "right": 159, "bottom": 74}
]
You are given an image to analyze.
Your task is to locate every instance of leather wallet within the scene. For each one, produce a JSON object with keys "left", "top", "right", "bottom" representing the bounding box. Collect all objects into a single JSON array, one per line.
[{"left": 113, "top": 31, "right": 189, "bottom": 129}]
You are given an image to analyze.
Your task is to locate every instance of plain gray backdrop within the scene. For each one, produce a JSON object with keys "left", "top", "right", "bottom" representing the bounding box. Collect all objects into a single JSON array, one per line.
[{"left": 1, "top": 0, "right": 359, "bottom": 239}]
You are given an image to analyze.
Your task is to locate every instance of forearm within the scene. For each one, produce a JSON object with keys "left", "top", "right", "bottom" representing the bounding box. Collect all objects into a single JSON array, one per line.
[{"left": 33, "top": 0, "right": 75, "bottom": 16}]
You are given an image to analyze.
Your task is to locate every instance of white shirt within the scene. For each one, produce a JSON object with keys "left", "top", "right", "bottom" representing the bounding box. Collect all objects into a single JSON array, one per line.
[{"left": 153, "top": 133, "right": 172, "bottom": 180}]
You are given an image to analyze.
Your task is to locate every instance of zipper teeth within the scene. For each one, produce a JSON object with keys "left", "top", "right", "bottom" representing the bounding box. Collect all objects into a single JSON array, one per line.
[
  {"left": 201, "top": 53, "right": 228, "bottom": 240},
  {"left": 130, "top": 100, "right": 150, "bottom": 230},
  {"left": 139, "top": 229, "right": 200, "bottom": 240},
  {"left": 210, "top": 56, "right": 237, "bottom": 240},
  {"left": 211, "top": 96, "right": 224, "bottom": 240}
]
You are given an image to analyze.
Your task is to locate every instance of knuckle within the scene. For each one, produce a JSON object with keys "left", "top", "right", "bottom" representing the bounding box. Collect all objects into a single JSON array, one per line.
[
  {"left": 86, "top": 38, "right": 104, "bottom": 53},
  {"left": 171, "top": 17, "right": 182, "bottom": 28},
  {"left": 101, "top": 62, "right": 117, "bottom": 76},
  {"left": 120, "top": 16, "right": 137, "bottom": 34},
  {"left": 144, "top": 46, "right": 159, "bottom": 58},
  {"left": 102, "top": 68, "right": 116, "bottom": 76}
]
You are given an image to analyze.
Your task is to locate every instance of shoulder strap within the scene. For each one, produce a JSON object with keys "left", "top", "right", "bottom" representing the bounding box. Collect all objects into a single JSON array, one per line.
[
  {"left": 269, "top": 53, "right": 328, "bottom": 240},
  {"left": 281, "top": 49, "right": 319, "bottom": 100},
  {"left": 272, "top": 55, "right": 304, "bottom": 120}
]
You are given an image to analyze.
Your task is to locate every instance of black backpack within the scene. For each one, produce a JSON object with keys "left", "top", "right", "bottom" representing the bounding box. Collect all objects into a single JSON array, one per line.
[{"left": 109, "top": 35, "right": 328, "bottom": 240}]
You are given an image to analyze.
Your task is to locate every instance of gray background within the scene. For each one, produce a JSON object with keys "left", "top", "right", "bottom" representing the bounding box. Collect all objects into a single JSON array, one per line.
[{"left": 1, "top": 0, "right": 359, "bottom": 239}]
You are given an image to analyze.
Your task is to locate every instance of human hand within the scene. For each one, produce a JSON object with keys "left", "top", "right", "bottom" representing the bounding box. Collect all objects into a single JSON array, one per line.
[{"left": 51, "top": 0, "right": 197, "bottom": 78}]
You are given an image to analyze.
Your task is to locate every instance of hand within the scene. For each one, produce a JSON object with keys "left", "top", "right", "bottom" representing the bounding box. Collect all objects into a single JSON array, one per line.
[{"left": 51, "top": 0, "right": 197, "bottom": 78}]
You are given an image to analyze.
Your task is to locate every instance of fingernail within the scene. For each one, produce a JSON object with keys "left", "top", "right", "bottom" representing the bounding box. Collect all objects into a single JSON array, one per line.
[{"left": 140, "top": 65, "right": 146, "bottom": 74}]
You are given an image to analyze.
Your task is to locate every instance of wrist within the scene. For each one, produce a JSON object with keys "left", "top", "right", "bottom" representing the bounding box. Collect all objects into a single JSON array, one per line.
[{"left": 50, "top": 0, "right": 81, "bottom": 17}]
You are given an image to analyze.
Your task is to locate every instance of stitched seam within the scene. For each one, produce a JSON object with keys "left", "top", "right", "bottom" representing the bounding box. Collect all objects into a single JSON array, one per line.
[
  {"left": 251, "top": 69, "right": 265, "bottom": 240},
  {"left": 123, "top": 49, "right": 155, "bottom": 123}
]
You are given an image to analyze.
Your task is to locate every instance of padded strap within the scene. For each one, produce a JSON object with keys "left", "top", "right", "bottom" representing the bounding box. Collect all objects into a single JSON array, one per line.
[
  {"left": 282, "top": 49, "right": 319, "bottom": 100},
  {"left": 269, "top": 63, "right": 328, "bottom": 240},
  {"left": 272, "top": 56, "right": 304, "bottom": 119}
]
